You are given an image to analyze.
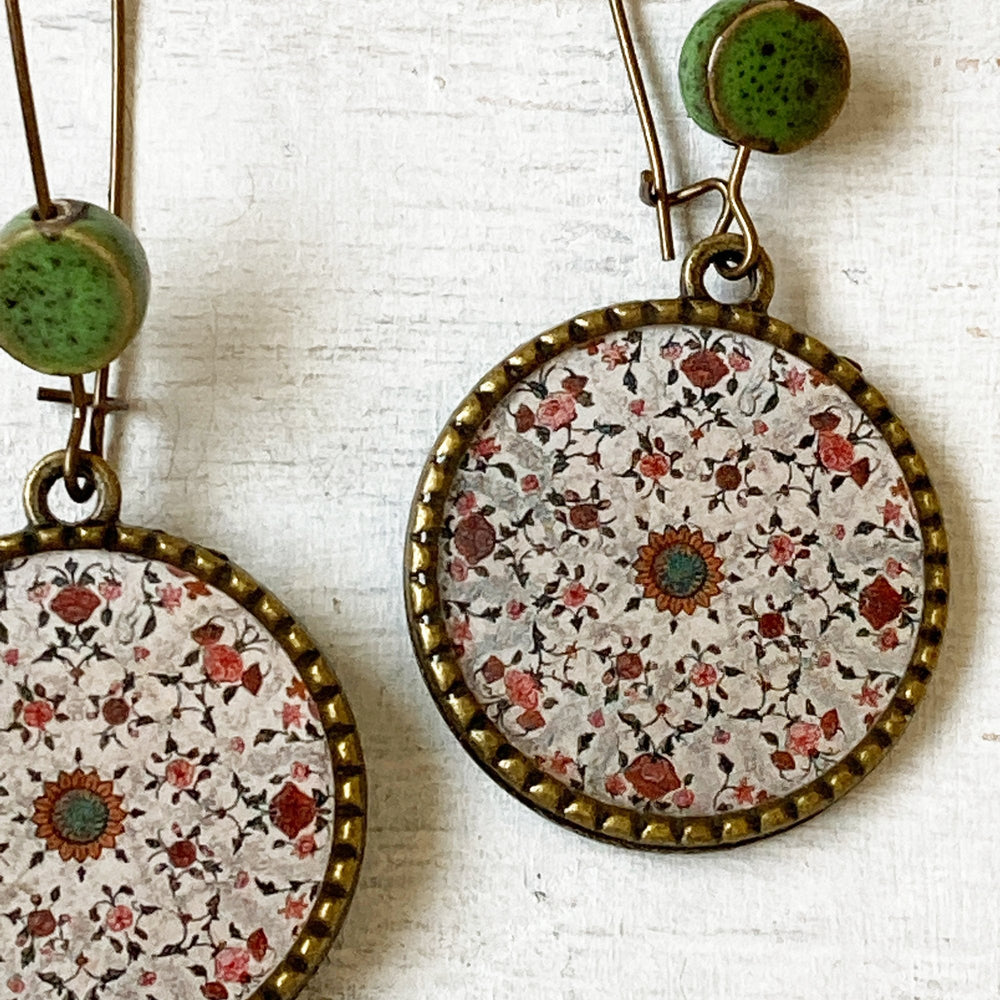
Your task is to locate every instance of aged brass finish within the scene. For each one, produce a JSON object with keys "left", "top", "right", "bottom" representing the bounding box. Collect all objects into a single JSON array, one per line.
[
  {"left": 8, "top": 458, "right": 368, "bottom": 999},
  {"left": 405, "top": 295, "right": 948, "bottom": 850},
  {"left": 682, "top": 233, "right": 774, "bottom": 310}
]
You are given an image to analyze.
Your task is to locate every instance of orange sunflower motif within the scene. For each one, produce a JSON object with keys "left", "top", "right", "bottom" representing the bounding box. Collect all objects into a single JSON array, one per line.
[
  {"left": 32, "top": 769, "right": 126, "bottom": 862},
  {"left": 633, "top": 525, "right": 724, "bottom": 615}
]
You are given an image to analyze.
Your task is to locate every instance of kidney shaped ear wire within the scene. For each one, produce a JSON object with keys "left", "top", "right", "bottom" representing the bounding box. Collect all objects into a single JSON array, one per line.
[
  {"left": 0, "top": 4, "right": 365, "bottom": 996},
  {"left": 405, "top": 0, "right": 947, "bottom": 850}
]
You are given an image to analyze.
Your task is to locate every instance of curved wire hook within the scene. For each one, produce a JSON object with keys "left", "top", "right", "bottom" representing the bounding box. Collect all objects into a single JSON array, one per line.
[
  {"left": 4, "top": 0, "right": 131, "bottom": 502},
  {"left": 608, "top": 0, "right": 761, "bottom": 277}
]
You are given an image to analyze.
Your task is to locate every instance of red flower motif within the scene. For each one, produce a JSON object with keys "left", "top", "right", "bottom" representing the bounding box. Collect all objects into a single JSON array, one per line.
[
  {"left": 102, "top": 697, "right": 129, "bottom": 726},
  {"left": 504, "top": 669, "right": 540, "bottom": 711},
  {"left": 768, "top": 535, "right": 796, "bottom": 566},
  {"left": 473, "top": 437, "right": 501, "bottom": 459},
  {"left": 97, "top": 579, "right": 122, "bottom": 602},
  {"left": 715, "top": 464, "right": 741, "bottom": 491},
  {"left": 673, "top": 787, "right": 695, "bottom": 809},
  {"left": 624, "top": 754, "right": 681, "bottom": 799},
  {"left": 22, "top": 699, "right": 54, "bottom": 730},
  {"left": 506, "top": 600, "right": 525, "bottom": 620},
  {"left": 817, "top": 431, "right": 855, "bottom": 472},
  {"left": 294, "top": 834, "right": 317, "bottom": 858},
  {"left": 106, "top": 905, "right": 133, "bottom": 932},
  {"left": 455, "top": 491, "right": 477, "bottom": 516},
  {"left": 448, "top": 559, "right": 468, "bottom": 582},
  {"left": 859, "top": 575, "right": 904, "bottom": 630},
  {"left": 680, "top": 350, "right": 728, "bottom": 389},
  {"left": 269, "top": 782, "right": 317, "bottom": 838},
  {"left": 759, "top": 612, "right": 785, "bottom": 639},
  {"left": 215, "top": 948, "right": 251, "bottom": 984},
  {"left": 50, "top": 586, "right": 100, "bottom": 625},
  {"left": 26, "top": 909, "right": 56, "bottom": 937},
  {"left": 166, "top": 759, "right": 195, "bottom": 789},
  {"left": 167, "top": 840, "right": 197, "bottom": 868},
  {"left": 569, "top": 504, "right": 601, "bottom": 530},
  {"left": 690, "top": 662, "right": 718, "bottom": 687},
  {"left": 605, "top": 773, "right": 627, "bottom": 797},
  {"left": 734, "top": 779, "right": 756, "bottom": 805},
  {"left": 521, "top": 474, "right": 540, "bottom": 492},
  {"left": 588, "top": 708, "right": 605, "bottom": 728},
  {"left": 248, "top": 928, "right": 268, "bottom": 962},
  {"left": 563, "top": 581, "right": 588, "bottom": 608},
  {"left": 204, "top": 644, "right": 243, "bottom": 684},
  {"left": 282, "top": 702, "right": 303, "bottom": 729},
  {"left": 536, "top": 392, "right": 577, "bottom": 430},
  {"left": 453, "top": 512, "right": 496, "bottom": 565},
  {"left": 786, "top": 721, "right": 822, "bottom": 757},
  {"left": 727, "top": 350, "right": 750, "bottom": 372},
  {"left": 140, "top": 973, "right": 157, "bottom": 987},
  {"left": 638, "top": 453, "right": 670, "bottom": 480},
  {"left": 616, "top": 652, "right": 643, "bottom": 680},
  {"left": 3, "top": 649, "right": 17, "bottom": 666}
]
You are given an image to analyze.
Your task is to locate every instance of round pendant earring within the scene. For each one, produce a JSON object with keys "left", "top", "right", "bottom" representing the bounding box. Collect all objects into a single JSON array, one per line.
[
  {"left": 406, "top": 0, "right": 947, "bottom": 849},
  {"left": 0, "top": 4, "right": 364, "bottom": 997}
]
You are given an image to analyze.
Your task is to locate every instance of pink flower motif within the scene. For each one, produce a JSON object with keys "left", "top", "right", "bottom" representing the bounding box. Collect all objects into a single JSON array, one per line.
[
  {"left": 281, "top": 895, "right": 308, "bottom": 920},
  {"left": 294, "top": 834, "right": 317, "bottom": 858},
  {"left": 547, "top": 751, "right": 575, "bottom": 775},
  {"left": 536, "top": 393, "right": 577, "bottom": 431},
  {"left": 672, "top": 787, "right": 695, "bottom": 809},
  {"left": 660, "top": 343, "right": 683, "bottom": 361},
  {"left": 768, "top": 534, "right": 796, "bottom": 566},
  {"left": 215, "top": 947, "right": 251, "bottom": 983},
  {"left": 134, "top": 646, "right": 150, "bottom": 661},
  {"left": 204, "top": 644, "right": 243, "bottom": 684},
  {"left": 291, "top": 762, "right": 311, "bottom": 781},
  {"left": 833, "top": 524, "right": 846, "bottom": 540},
  {"left": 166, "top": 759, "right": 196, "bottom": 789},
  {"left": 230, "top": 736, "right": 245, "bottom": 754},
  {"left": 689, "top": 428, "right": 704, "bottom": 442},
  {"left": 448, "top": 559, "right": 468, "bottom": 582},
  {"left": 786, "top": 721, "right": 822, "bottom": 757},
  {"left": 106, "top": 905, "right": 133, "bottom": 932},
  {"left": 690, "top": 662, "right": 718, "bottom": 687},
  {"left": 784, "top": 367, "right": 806, "bottom": 395},
  {"left": 629, "top": 399, "right": 645, "bottom": 416},
  {"left": 878, "top": 628, "right": 900, "bottom": 651},
  {"left": 818, "top": 432, "right": 855, "bottom": 472},
  {"left": 507, "top": 600, "right": 525, "bottom": 620},
  {"left": 3, "top": 649, "right": 18, "bottom": 666},
  {"left": 98, "top": 578, "right": 122, "bottom": 602},
  {"left": 282, "top": 703, "right": 304, "bottom": 729},
  {"left": 885, "top": 557, "right": 905, "bottom": 579},
  {"left": 728, "top": 350, "right": 751, "bottom": 372},
  {"left": 455, "top": 491, "right": 477, "bottom": 516},
  {"left": 139, "top": 972, "right": 157, "bottom": 987},
  {"left": 7, "top": 977, "right": 25, "bottom": 994},
  {"left": 734, "top": 779, "right": 756, "bottom": 805},
  {"left": 880, "top": 500, "right": 903, "bottom": 526},
  {"left": 712, "top": 727, "right": 731, "bottom": 745},
  {"left": 451, "top": 617, "right": 472, "bottom": 642},
  {"left": 157, "top": 584, "right": 183, "bottom": 613},
  {"left": 521, "top": 474, "right": 540, "bottom": 493},
  {"left": 752, "top": 420, "right": 768, "bottom": 435},
  {"left": 473, "top": 437, "right": 501, "bottom": 459},
  {"left": 601, "top": 342, "right": 629, "bottom": 369},
  {"left": 27, "top": 582, "right": 50, "bottom": 605},
  {"left": 234, "top": 870, "right": 250, "bottom": 889},
  {"left": 816, "top": 651, "right": 832, "bottom": 668},
  {"left": 854, "top": 684, "right": 881, "bottom": 708},
  {"left": 22, "top": 700, "right": 54, "bottom": 730},
  {"left": 604, "top": 773, "right": 627, "bottom": 797},
  {"left": 504, "top": 670, "right": 540, "bottom": 711},
  {"left": 588, "top": 708, "right": 605, "bottom": 728},
  {"left": 562, "top": 581, "right": 588, "bottom": 608}
]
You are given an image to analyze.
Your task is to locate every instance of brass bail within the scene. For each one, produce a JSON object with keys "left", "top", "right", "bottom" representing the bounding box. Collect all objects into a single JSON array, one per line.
[{"left": 608, "top": 0, "right": 761, "bottom": 278}]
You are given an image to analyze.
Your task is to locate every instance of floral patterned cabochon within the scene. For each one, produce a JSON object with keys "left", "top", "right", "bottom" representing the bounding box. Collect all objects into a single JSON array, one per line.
[
  {"left": 0, "top": 551, "right": 335, "bottom": 999},
  {"left": 439, "top": 324, "right": 924, "bottom": 817}
]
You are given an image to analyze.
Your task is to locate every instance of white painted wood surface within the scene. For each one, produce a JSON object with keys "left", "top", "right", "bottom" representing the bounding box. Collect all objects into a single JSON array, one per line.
[{"left": 0, "top": 1, "right": 996, "bottom": 996}]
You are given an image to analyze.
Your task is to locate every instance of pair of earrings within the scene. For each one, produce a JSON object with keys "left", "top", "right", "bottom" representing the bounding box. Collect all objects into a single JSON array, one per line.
[{"left": 0, "top": 1, "right": 948, "bottom": 999}]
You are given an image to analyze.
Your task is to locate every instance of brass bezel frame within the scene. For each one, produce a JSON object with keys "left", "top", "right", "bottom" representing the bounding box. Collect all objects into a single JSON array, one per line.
[
  {"left": 0, "top": 515, "right": 366, "bottom": 999},
  {"left": 405, "top": 297, "right": 948, "bottom": 850}
]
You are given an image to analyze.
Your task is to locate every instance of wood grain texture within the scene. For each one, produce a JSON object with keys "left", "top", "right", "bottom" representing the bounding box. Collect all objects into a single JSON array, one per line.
[{"left": 0, "top": 1, "right": 996, "bottom": 997}]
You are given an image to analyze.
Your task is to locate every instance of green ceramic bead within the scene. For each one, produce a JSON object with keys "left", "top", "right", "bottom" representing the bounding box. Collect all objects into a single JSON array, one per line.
[
  {"left": 0, "top": 200, "right": 150, "bottom": 376},
  {"left": 678, "top": 0, "right": 850, "bottom": 154}
]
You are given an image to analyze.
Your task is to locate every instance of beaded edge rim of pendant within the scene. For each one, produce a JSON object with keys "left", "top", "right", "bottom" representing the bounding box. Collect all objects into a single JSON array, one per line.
[
  {"left": 0, "top": 522, "right": 367, "bottom": 998},
  {"left": 404, "top": 297, "right": 949, "bottom": 851}
]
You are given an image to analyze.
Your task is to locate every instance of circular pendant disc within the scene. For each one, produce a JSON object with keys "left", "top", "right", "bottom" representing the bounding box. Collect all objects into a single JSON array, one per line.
[
  {"left": 406, "top": 299, "right": 947, "bottom": 848},
  {"left": 0, "top": 528, "right": 364, "bottom": 997}
]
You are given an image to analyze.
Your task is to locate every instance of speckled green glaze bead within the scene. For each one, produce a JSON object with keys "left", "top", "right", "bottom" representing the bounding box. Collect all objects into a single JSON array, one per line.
[
  {"left": 678, "top": 0, "right": 850, "bottom": 154},
  {"left": 0, "top": 200, "right": 150, "bottom": 376}
]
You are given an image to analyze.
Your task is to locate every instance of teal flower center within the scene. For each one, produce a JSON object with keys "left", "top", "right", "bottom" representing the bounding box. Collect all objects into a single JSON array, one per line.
[
  {"left": 653, "top": 544, "right": 708, "bottom": 598},
  {"left": 53, "top": 789, "right": 109, "bottom": 844}
]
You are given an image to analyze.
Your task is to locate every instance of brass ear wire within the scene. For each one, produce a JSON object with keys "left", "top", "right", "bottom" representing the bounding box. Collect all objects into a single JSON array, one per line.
[
  {"left": 4, "top": 0, "right": 131, "bottom": 502},
  {"left": 609, "top": 0, "right": 760, "bottom": 278}
]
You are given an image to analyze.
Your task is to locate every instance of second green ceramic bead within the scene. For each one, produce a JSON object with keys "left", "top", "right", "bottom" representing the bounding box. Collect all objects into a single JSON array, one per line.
[
  {"left": 678, "top": 0, "right": 850, "bottom": 154},
  {"left": 0, "top": 200, "right": 150, "bottom": 376}
]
